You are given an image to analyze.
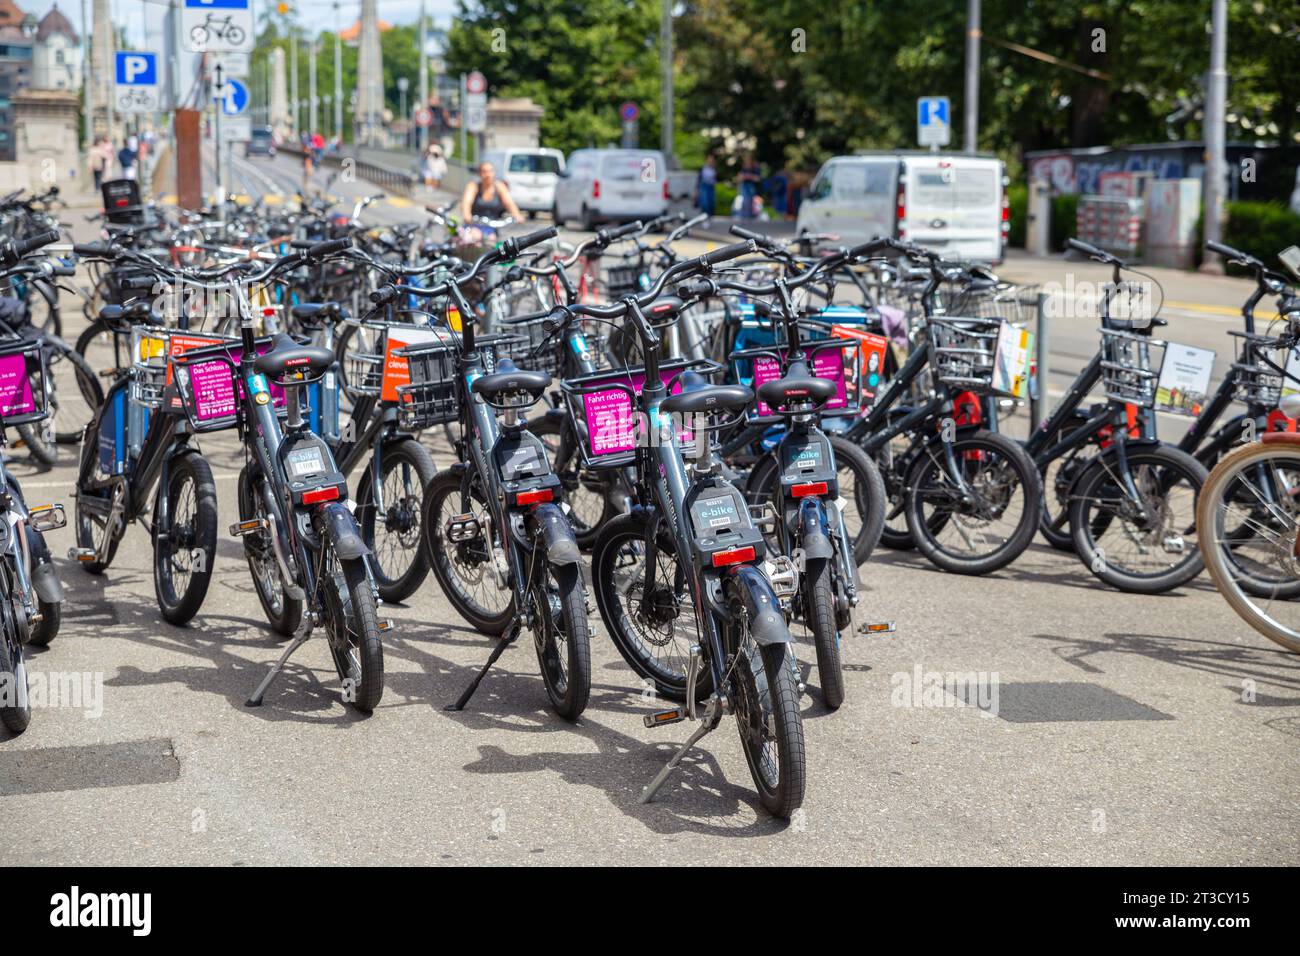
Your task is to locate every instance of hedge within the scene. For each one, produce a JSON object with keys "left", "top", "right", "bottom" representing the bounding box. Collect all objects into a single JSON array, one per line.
[{"left": 1222, "top": 201, "right": 1300, "bottom": 268}]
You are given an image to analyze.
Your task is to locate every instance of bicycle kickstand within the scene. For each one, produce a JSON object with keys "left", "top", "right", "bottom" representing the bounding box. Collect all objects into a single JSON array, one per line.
[
  {"left": 445, "top": 622, "right": 521, "bottom": 712},
  {"left": 246, "top": 619, "right": 313, "bottom": 707},
  {"left": 639, "top": 697, "right": 722, "bottom": 805}
]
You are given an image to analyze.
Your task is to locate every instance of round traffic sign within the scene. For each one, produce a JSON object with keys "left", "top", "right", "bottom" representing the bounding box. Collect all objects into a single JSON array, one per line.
[
  {"left": 217, "top": 77, "right": 249, "bottom": 115},
  {"left": 620, "top": 101, "right": 638, "bottom": 122},
  {"left": 466, "top": 71, "right": 487, "bottom": 94},
  {"left": 414, "top": 108, "right": 432, "bottom": 128}
]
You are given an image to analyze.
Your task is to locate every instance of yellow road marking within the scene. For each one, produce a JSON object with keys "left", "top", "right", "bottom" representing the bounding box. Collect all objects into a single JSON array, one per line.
[
  {"left": 385, "top": 196, "right": 414, "bottom": 208},
  {"left": 1164, "top": 299, "right": 1280, "bottom": 321}
]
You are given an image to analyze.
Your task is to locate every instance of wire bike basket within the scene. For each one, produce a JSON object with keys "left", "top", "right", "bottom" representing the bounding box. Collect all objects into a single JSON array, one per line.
[
  {"left": 1229, "top": 331, "right": 1288, "bottom": 408},
  {"left": 0, "top": 338, "right": 50, "bottom": 428},
  {"left": 1098, "top": 327, "right": 1165, "bottom": 409},
  {"left": 927, "top": 316, "right": 1004, "bottom": 393}
]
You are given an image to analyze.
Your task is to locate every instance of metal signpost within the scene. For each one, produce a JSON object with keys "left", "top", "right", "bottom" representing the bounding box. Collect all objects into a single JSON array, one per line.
[
  {"left": 114, "top": 51, "right": 160, "bottom": 115},
  {"left": 620, "top": 101, "right": 639, "bottom": 148},
  {"left": 917, "top": 96, "right": 951, "bottom": 150}
]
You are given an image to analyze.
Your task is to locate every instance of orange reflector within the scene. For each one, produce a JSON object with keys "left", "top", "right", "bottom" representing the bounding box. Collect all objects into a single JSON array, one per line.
[
  {"left": 302, "top": 486, "right": 341, "bottom": 505},
  {"left": 516, "top": 489, "right": 554, "bottom": 506},
  {"left": 654, "top": 710, "right": 682, "bottom": 722},
  {"left": 711, "top": 545, "right": 755, "bottom": 568},
  {"left": 791, "top": 481, "right": 828, "bottom": 498}
]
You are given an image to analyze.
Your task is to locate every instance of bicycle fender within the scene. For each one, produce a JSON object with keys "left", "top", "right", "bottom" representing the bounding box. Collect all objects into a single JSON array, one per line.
[
  {"left": 31, "top": 559, "right": 64, "bottom": 604},
  {"left": 532, "top": 502, "right": 580, "bottom": 566},
  {"left": 727, "top": 564, "right": 792, "bottom": 645},
  {"left": 796, "top": 497, "right": 834, "bottom": 561},
  {"left": 318, "top": 501, "right": 370, "bottom": 559}
]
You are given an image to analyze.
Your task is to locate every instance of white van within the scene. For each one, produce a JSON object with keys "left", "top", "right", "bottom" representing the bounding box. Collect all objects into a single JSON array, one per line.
[
  {"left": 797, "top": 153, "right": 1007, "bottom": 263},
  {"left": 553, "top": 149, "right": 670, "bottom": 230},
  {"left": 481, "top": 148, "right": 566, "bottom": 217}
]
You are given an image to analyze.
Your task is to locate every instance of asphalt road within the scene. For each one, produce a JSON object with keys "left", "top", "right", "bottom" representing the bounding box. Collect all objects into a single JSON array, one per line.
[{"left": 2, "top": 149, "right": 1296, "bottom": 865}]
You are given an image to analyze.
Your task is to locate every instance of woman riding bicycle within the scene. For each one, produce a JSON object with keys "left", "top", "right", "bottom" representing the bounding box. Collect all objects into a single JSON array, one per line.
[{"left": 458, "top": 162, "right": 522, "bottom": 245}]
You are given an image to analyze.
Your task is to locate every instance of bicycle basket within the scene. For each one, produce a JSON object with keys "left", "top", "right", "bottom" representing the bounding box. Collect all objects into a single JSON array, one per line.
[
  {"left": 394, "top": 336, "right": 460, "bottom": 430},
  {"left": 559, "top": 359, "right": 707, "bottom": 470},
  {"left": 503, "top": 314, "right": 568, "bottom": 379},
  {"left": 340, "top": 319, "right": 387, "bottom": 397},
  {"left": 171, "top": 336, "right": 283, "bottom": 432},
  {"left": 928, "top": 316, "right": 1003, "bottom": 392},
  {"left": 730, "top": 337, "right": 864, "bottom": 422},
  {"left": 1229, "top": 331, "right": 1285, "bottom": 407},
  {"left": 0, "top": 338, "right": 49, "bottom": 427},
  {"left": 1098, "top": 328, "right": 1164, "bottom": 409},
  {"left": 604, "top": 263, "right": 644, "bottom": 298}
]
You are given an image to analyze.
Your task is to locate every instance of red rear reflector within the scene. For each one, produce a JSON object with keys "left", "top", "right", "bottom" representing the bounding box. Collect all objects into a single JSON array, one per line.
[
  {"left": 592, "top": 179, "right": 601, "bottom": 199},
  {"left": 302, "top": 486, "right": 341, "bottom": 505},
  {"left": 711, "top": 545, "right": 755, "bottom": 568},
  {"left": 791, "top": 481, "right": 828, "bottom": 498},
  {"left": 663, "top": 180, "right": 670, "bottom": 200},
  {"left": 516, "top": 489, "right": 553, "bottom": 505}
]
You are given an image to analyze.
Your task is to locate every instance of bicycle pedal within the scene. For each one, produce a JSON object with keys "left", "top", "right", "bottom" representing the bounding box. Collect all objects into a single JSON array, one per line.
[
  {"left": 66, "top": 547, "right": 97, "bottom": 562},
  {"left": 377, "top": 619, "right": 395, "bottom": 633},
  {"left": 28, "top": 503, "right": 66, "bottom": 533},
  {"left": 643, "top": 707, "right": 687, "bottom": 728},
  {"left": 1161, "top": 535, "right": 1186, "bottom": 554},
  {"left": 229, "top": 518, "right": 269, "bottom": 537},
  {"left": 859, "top": 621, "right": 896, "bottom": 635},
  {"left": 446, "top": 512, "right": 481, "bottom": 542}
]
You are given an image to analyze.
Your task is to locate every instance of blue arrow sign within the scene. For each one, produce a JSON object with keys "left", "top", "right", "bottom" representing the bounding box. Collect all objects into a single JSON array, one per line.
[
  {"left": 115, "top": 52, "right": 158, "bottom": 86},
  {"left": 918, "top": 96, "right": 949, "bottom": 127},
  {"left": 185, "top": 0, "right": 249, "bottom": 8},
  {"left": 217, "top": 77, "right": 249, "bottom": 114}
]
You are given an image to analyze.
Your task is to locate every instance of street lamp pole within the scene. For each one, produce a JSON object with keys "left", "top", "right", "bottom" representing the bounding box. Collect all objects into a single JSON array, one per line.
[
  {"left": 1201, "top": 0, "right": 1228, "bottom": 272},
  {"left": 290, "top": 31, "right": 298, "bottom": 136},
  {"left": 963, "top": 0, "right": 980, "bottom": 153},
  {"left": 333, "top": 2, "right": 343, "bottom": 143},
  {"left": 660, "top": 0, "right": 673, "bottom": 165},
  {"left": 309, "top": 42, "right": 317, "bottom": 136},
  {"left": 417, "top": 0, "right": 428, "bottom": 153}
]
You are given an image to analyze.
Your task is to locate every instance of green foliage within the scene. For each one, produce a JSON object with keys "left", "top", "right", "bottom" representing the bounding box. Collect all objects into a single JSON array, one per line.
[
  {"left": 1051, "top": 194, "right": 1079, "bottom": 251},
  {"left": 1006, "top": 183, "right": 1028, "bottom": 248},
  {"left": 1223, "top": 201, "right": 1300, "bottom": 269},
  {"left": 445, "top": 0, "right": 669, "bottom": 155}
]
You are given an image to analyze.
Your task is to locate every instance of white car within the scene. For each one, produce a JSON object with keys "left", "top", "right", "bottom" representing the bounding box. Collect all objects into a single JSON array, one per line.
[
  {"left": 553, "top": 149, "right": 670, "bottom": 230},
  {"left": 482, "top": 148, "right": 565, "bottom": 217},
  {"left": 797, "top": 152, "right": 1008, "bottom": 263}
]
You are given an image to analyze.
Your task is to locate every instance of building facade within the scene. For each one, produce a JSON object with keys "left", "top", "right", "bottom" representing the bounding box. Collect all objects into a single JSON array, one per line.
[
  {"left": 32, "top": 4, "right": 79, "bottom": 92},
  {"left": 0, "top": 0, "right": 36, "bottom": 162}
]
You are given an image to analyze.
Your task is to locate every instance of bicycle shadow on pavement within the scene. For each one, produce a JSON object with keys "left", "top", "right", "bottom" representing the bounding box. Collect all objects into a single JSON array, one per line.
[
  {"left": 1030, "top": 629, "right": 1300, "bottom": 697},
  {"left": 48, "top": 567, "right": 376, "bottom": 726},
  {"left": 379, "top": 627, "right": 796, "bottom": 834}
]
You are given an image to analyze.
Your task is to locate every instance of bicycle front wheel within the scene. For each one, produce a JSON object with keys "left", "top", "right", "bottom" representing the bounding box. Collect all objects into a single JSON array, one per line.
[
  {"left": 356, "top": 438, "right": 435, "bottom": 603},
  {"left": 904, "top": 430, "right": 1041, "bottom": 575},
  {"left": 422, "top": 468, "right": 514, "bottom": 634},
  {"left": 153, "top": 450, "right": 218, "bottom": 625},
  {"left": 1069, "top": 444, "right": 1205, "bottom": 594},
  {"left": 1197, "top": 439, "right": 1300, "bottom": 652}
]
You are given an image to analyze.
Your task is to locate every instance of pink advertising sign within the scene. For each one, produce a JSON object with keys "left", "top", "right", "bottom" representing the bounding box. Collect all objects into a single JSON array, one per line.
[
  {"left": 751, "top": 349, "right": 847, "bottom": 417},
  {"left": 0, "top": 351, "right": 37, "bottom": 418},
  {"left": 581, "top": 368, "right": 687, "bottom": 458},
  {"left": 183, "top": 343, "right": 285, "bottom": 424}
]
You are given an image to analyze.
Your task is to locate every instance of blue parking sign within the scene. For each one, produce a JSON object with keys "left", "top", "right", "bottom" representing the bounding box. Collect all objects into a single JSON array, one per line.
[
  {"left": 184, "top": 0, "right": 249, "bottom": 8},
  {"left": 115, "top": 52, "right": 157, "bottom": 87}
]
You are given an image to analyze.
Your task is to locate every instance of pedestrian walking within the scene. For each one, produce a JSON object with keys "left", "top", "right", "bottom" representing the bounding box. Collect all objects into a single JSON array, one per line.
[
  {"left": 695, "top": 154, "right": 717, "bottom": 216},
  {"left": 88, "top": 136, "right": 108, "bottom": 190},
  {"left": 423, "top": 142, "right": 447, "bottom": 189},
  {"left": 118, "top": 136, "right": 139, "bottom": 181},
  {"left": 738, "top": 153, "right": 762, "bottom": 219}
]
